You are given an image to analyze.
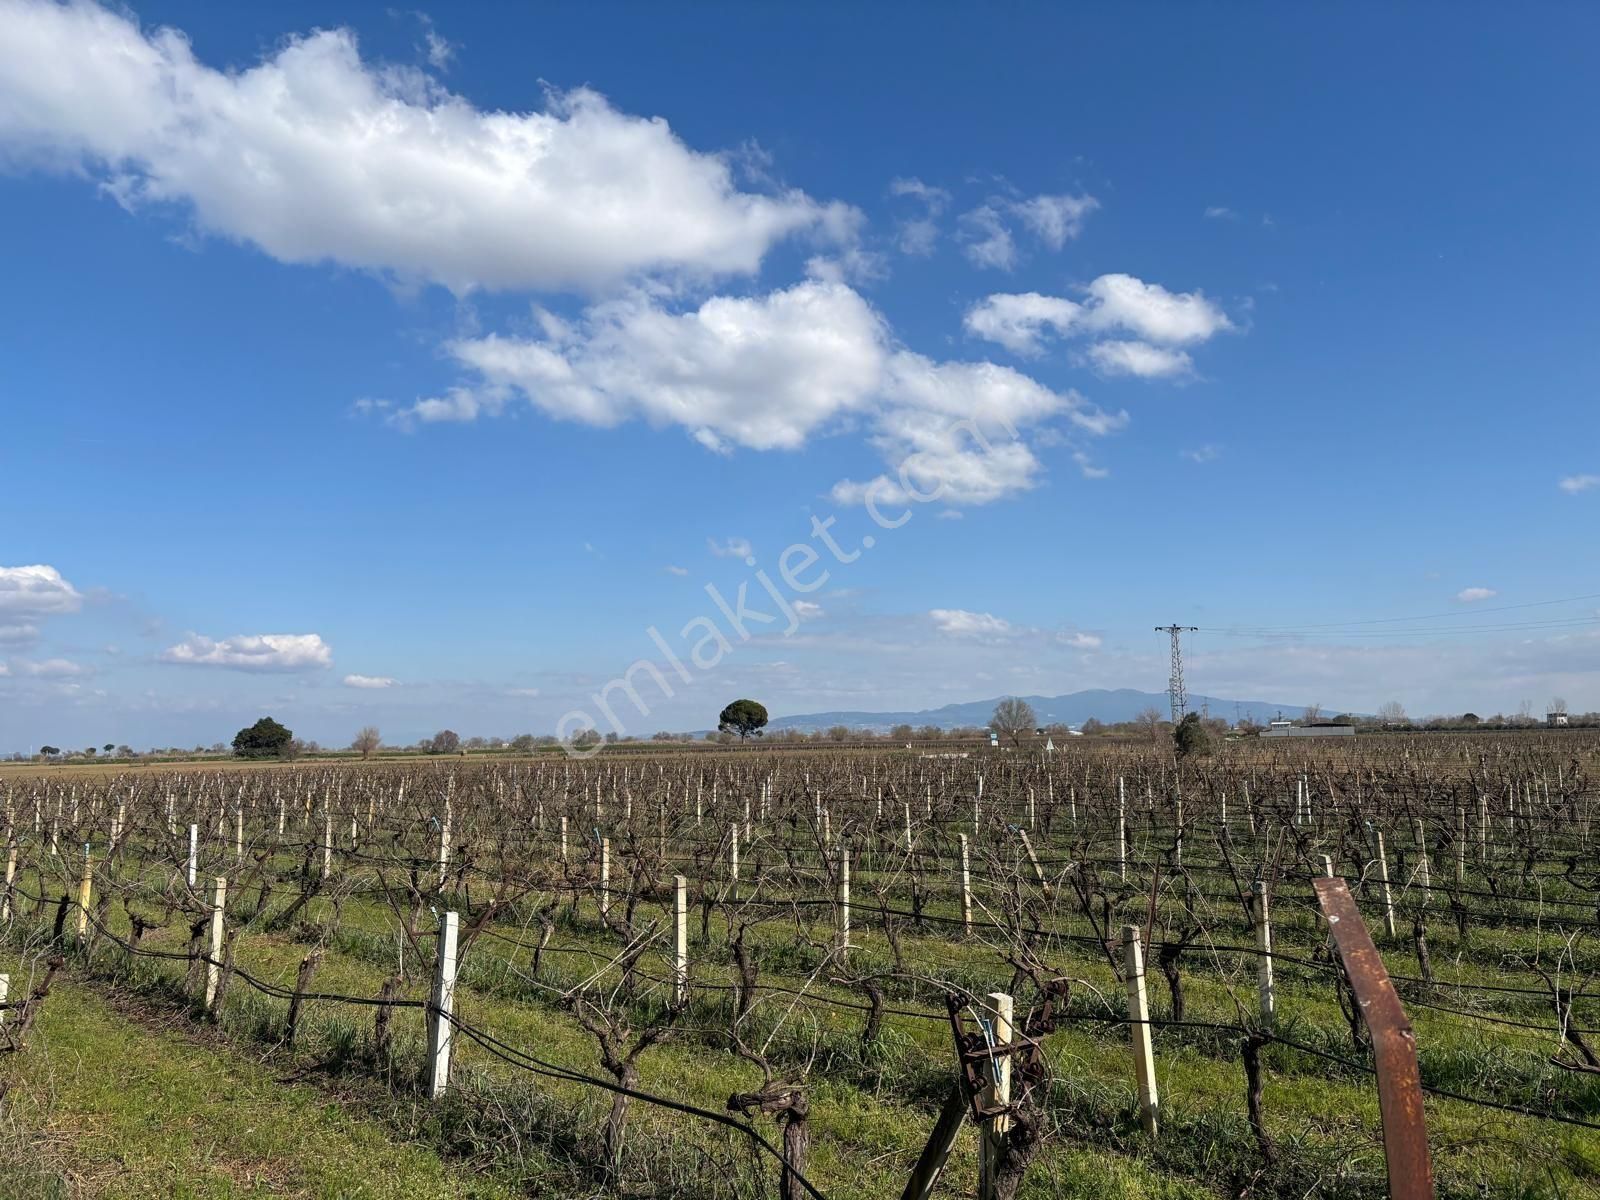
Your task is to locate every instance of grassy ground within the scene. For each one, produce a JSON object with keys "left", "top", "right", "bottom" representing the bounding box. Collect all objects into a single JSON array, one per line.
[{"left": 0, "top": 967, "right": 519, "bottom": 1199}]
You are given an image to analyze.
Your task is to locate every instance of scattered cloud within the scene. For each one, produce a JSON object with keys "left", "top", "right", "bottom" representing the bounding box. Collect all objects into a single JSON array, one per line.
[
  {"left": 1084, "top": 339, "right": 1193, "bottom": 379},
  {"left": 161, "top": 633, "right": 333, "bottom": 671},
  {"left": 342, "top": 673, "right": 395, "bottom": 689},
  {"left": 708, "top": 536, "right": 754, "bottom": 559},
  {"left": 958, "top": 204, "right": 1016, "bottom": 270},
  {"left": 664, "top": 565, "right": 689, "bottom": 576},
  {"left": 930, "top": 608, "right": 1013, "bottom": 637},
  {"left": 963, "top": 292, "right": 1080, "bottom": 356},
  {"left": 0, "top": 0, "right": 852, "bottom": 292},
  {"left": 793, "top": 600, "right": 824, "bottom": 619},
  {"left": 1204, "top": 206, "right": 1237, "bottom": 220},
  {"left": 966, "top": 274, "right": 1231, "bottom": 372},
  {"left": 0, "top": 623, "right": 39, "bottom": 645},
  {"left": 958, "top": 192, "right": 1097, "bottom": 270},
  {"left": 1182, "top": 444, "right": 1222, "bottom": 463},
  {"left": 1010, "top": 193, "right": 1099, "bottom": 249},
  {"left": 1061, "top": 632, "right": 1103, "bottom": 649},
  {"left": 15, "top": 657, "right": 88, "bottom": 677},
  {"left": 1559, "top": 474, "right": 1600, "bottom": 494},
  {"left": 1456, "top": 587, "right": 1497, "bottom": 603},
  {"left": 888, "top": 177, "right": 949, "bottom": 256},
  {"left": 0, "top": 564, "right": 83, "bottom": 616}
]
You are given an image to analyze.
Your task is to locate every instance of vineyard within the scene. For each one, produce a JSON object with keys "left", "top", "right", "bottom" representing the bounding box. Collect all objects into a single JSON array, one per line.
[{"left": 3, "top": 734, "right": 1599, "bottom": 1199}]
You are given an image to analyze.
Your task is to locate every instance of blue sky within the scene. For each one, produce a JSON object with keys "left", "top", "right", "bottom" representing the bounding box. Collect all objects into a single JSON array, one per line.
[{"left": 2, "top": 0, "right": 1598, "bottom": 751}]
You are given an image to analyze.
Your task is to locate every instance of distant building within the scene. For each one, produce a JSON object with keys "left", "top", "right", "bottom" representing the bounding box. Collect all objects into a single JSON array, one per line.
[
  {"left": 1261, "top": 723, "right": 1355, "bottom": 738},
  {"left": 1549, "top": 712, "right": 1570, "bottom": 727}
]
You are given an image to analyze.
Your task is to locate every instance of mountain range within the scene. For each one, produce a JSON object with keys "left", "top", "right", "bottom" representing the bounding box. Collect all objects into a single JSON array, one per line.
[{"left": 765, "top": 689, "right": 1328, "bottom": 733}]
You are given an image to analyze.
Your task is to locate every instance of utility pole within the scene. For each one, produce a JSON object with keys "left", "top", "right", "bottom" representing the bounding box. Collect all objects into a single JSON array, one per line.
[{"left": 1156, "top": 625, "right": 1198, "bottom": 724}]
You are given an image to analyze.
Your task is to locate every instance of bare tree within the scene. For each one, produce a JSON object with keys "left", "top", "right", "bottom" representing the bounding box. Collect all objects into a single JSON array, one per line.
[
  {"left": 351, "top": 726, "right": 381, "bottom": 759},
  {"left": 1301, "top": 702, "right": 1324, "bottom": 724},
  {"left": 1134, "top": 706, "right": 1165, "bottom": 743},
  {"left": 989, "top": 697, "right": 1037, "bottom": 747},
  {"left": 1551, "top": 696, "right": 1569, "bottom": 715},
  {"left": 1376, "top": 701, "right": 1407, "bottom": 725}
]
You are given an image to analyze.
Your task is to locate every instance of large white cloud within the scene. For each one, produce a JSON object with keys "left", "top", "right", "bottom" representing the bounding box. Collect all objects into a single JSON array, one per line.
[
  {"left": 0, "top": 0, "right": 845, "bottom": 292},
  {"left": 162, "top": 633, "right": 332, "bottom": 672},
  {"left": 440, "top": 281, "right": 888, "bottom": 449},
  {"left": 930, "top": 609, "right": 1013, "bottom": 637},
  {"left": 0, "top": 564, "right": 82, "bottom": 616},
  {"left": 413, "top": 280, "right": 1123, "bottom": 506}
]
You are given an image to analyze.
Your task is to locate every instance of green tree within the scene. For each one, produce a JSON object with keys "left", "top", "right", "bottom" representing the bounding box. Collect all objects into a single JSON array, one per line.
[
  {"left": 1173, "top": 711, "right": 1212, "bottom": 758},
  {"left": 718, "top": 699, "right": 769, "bottom": 741},
  {"left": 232, "top": 717, "right": 293, "bottom": 759}
]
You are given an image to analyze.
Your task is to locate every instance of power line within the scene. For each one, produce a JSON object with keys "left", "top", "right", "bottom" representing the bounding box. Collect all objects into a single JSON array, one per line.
[{"left": 1155, "top": 625, "right": 1198, "bottom": 722}]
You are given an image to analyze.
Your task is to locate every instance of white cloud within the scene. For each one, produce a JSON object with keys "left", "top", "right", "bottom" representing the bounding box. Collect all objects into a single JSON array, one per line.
[
  {"left": 431, "top": 279, "right": 1121, "bottom": 508},
  {"left": 0, "top": 564, "right": 82, "bottom": 616},
  {"left": 1182, "top": 444, "right": 1222, "bottom": 463},
  {"left": 963, "top": 292, "right": 1081, "bottom": 355},
  {"left": 1081, "top": 274, "right": 1232, "bottom": 344},
  {"left": 15, "top": 657, "right": 88, "bottom": 677},
  {"left": 1010, "top": 193, "right": 1099, "bottom": 249},
  {"left": 440, "top": 281, "right": 887, "bottom": 450},
  {"left": 1559, "top": 474, "right": 1600, "bottom": 494},
  {"left": 889, "top": 177, "right": 948, "bottom": 256},
  {"left": 958, "top": 192, "right": 1097, "bottom": 269},
  {"left": 830, "top": 353, "right": 1125, "bottom": 507},
  {"left": 161, "top": 633, "right": 333, "bottom": 671},
  {"left": 708, "top": 536, "right": 754, "bottom": 559},
  {"left": 1204, "top": 206, "right": 1237, "bottom": 220},
  {"left": 0, "top": 0, "right": 847, "bottom": 292},
  {"left": 966, "top": 274, "right": 1231, "bottom": 365},
  {"left": 1456, "top": 587, "right": 1497, "bottom": 603},
  {"left": 1085, "top": 339, "right": 1194, "bottom": 379},
  {"left": 793, "top": 600, "right": 824, "bottom": 619},
  {"left": 1061, "top": 632, "right": 1102, "bottom": 649},
  {"left": 930, "top": 608, "right": 1013, "bottom": 637},
  {"left": 0, "top": 623, "right": 39, "bottom": 645},
  {"left": 958, "top": 204, "right": 1016, "bottom": 270},
  {"left": 664, "top": 565, "right": 689, "bottom": 576},
  {"left": 343, "top": 673, "right": 395, "bottom": 689}
]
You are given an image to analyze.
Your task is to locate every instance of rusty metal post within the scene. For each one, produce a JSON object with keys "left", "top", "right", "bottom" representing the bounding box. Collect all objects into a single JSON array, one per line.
[{"left": 1313, "top": 876, "right": 1433, "bottom": 1200}]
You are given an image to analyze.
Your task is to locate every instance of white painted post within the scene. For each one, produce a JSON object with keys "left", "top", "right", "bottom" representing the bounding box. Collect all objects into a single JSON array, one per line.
[
  {"left": 76, "top": 843, "right": 92, "bottom": 938},
  {"left": 1, "top": 841, "right": 15, "bottom": 923},
  {"left": 1413, "top": 818, "right": 1431, "bottom": 897},
  {"left": 1118, "top": 778, "right": 1129, "bottom": 883},
  {"left": 560, "top": 814, "right": 569, "bottom": 863},
  {"left": 959, "top": 832, "right": 973, "bottom": 934},
  {"left": 729, "top": 823, "right": 740, "bottom": 900},
  {"left": 322, "top": 806, "right": 333, "bottom": 881},
  {"left": 437, "top": 803, "right": 452, "bottom": 887},
  {"left": 1123, "top": 924, "right": 1159, "bottom": 1136},
  {"left": 600, "top": 836, "right": 611, "bottom": 918},
  {"left": 1376, "top": 830, "right": 1397, "bottom": 937},
  {"left": 235, "top": 806, "right": 244, "bottom": 861},
  {"left": 0, "top": 974, "right": 7, "bottom": 1031},
  {"left": 187, "top": 822, "right": 198, "bottom": 887},
  {"left": 978, "top": 991, "right": 1014, "bottom": 1200},
  {"left": 837, "top": 846, "right": 850, "bottom": 953},
  {"left": 673, "top": 874, "right": 688, "bottom": 1005},
  {"left": 205, "top": 876, "right": 227, "bottom": 1012},
  {"left": 1254, "top": 881, "right": 1274, "bottom": 1027},
  {"left": 1455, "top": 805, "right": 1466, "bottom": 883},
  {"left": 904, "top": 801, "right": 913, "bottom": 850},
  {"left": 1019, "top": 830, "right": 1049, "bottom": 897},
  {"left": 425, "top": 911, "right": 460, "bottom": 1100}
]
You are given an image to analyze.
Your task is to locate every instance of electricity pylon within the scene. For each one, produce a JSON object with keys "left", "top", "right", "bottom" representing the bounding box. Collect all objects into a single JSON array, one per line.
[{"left": 1156, "top": 625, "right": 1199, "bottom": 724}]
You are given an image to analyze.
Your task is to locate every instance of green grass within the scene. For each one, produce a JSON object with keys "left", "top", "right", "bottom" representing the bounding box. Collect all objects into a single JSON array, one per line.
[{"left": 0, "top": 967, "right": 520, "bottom": 1199}]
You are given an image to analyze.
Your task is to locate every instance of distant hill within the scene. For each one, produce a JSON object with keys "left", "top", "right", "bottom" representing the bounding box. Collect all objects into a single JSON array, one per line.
[{"left": 766, "top": 689, "right": 1330, "bottom": 734}]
